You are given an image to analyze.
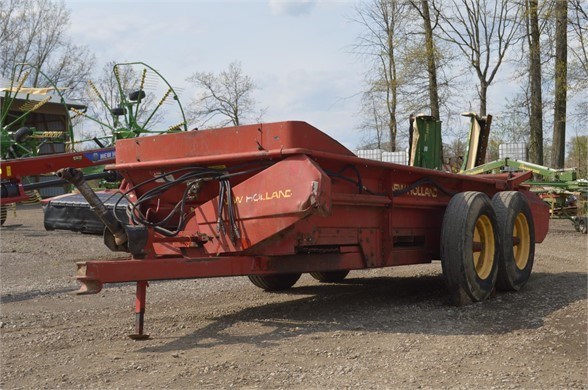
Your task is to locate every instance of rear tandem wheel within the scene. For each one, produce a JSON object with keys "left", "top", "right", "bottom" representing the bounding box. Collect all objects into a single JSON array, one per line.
[
  {"left": 441, "top": 191, "right": 500, "bottom": 304},
  {"left": 310, "top": 271, "right": 349, "bottom": 283},
  {"left": 248, "top": 273, "right": 301, "bottom": 291},
  {"left": 492, "top": 191, "right": 535, "bottom": 291}
]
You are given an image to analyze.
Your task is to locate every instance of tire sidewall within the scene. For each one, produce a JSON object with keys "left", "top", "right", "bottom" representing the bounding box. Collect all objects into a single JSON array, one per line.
[
  {"left": 441, "top": 192, "right": 499, "bottom": 302},
  {"left": 460, "top": 194, "right": 499, "bottom": 300},
  {"left": 492, "top": 191, "right": 535, "bottom": 291}
]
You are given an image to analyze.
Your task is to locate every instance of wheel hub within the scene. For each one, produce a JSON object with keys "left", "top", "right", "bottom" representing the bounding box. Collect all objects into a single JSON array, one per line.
[
  {"left": 513, "top": 212, "right": 531, "bottom": 270},
  {"left": 473, "top": 214, "right": 495, "bottom": 280}
]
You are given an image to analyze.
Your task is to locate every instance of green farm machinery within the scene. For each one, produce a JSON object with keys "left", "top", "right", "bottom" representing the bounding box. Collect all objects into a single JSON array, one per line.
[
  {"left": 1, "top": 64, "right": 81, "bottom": 159},
  {"left": 72, "top": 62, "right": 188, "bottom": 144},
  {"left": 463, "top": 158, "right": 587, "bottom": 233},
  {"left": 1, "top": 62, "right": 188, "bottom": 225}
]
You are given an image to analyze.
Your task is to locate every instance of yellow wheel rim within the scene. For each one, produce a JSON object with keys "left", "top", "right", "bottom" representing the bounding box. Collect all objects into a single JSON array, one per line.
[
  {"left": 473, "top": 214, "right": 495, "bottom": 280},
  {"left": 513, "top": 212, "right": 531, "bottom": 270}
]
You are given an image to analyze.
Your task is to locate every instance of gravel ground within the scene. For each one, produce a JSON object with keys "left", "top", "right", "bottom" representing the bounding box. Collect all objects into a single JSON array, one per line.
[{"left": 1, "top": 204, "right": 587, "bottom": 389}]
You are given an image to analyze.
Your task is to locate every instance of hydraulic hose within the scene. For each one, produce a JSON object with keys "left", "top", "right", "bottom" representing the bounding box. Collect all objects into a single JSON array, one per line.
[{"left": 56, "top": 167, "right": 127, "bottom": 246}]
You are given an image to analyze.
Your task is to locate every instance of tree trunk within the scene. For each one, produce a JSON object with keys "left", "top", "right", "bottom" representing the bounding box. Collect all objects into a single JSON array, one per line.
[
  {"left": 420, "top": 0, "right": 440, "bottom": 119},
  {"left": 388, "top": 117, "right": 396, "bottom": 152},
  {"left": 387, "top": 73, "right": 397, "bottom": 152},
  {"left": 479, "top": 81, "right": 488, "bottom": 117},
  {"left": 527, "top": 0, "right": 543, "bottom": 165},
  {"left": 388, "top": 68, "right": 397, "bottom": 152},
  {"left": 386, "top": 1, "right": 398, "bottom": 152},
  {"left": 552, "top": 0, "right": 567, "bottom": 168}
]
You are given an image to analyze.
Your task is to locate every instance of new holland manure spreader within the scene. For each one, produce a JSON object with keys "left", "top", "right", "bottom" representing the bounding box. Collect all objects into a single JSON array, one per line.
[{"left": 57, "top": 121, "right": 549, "bottom": 339}]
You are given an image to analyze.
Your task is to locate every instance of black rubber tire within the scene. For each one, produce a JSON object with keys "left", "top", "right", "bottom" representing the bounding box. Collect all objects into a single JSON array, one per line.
[
  {"left": 128, "top": 90, "right": 146, "bottom": 101},
  {"left": 248, "top": 273, "right": 301, "bottom": 291},
  {"left": 492, "top": 191, "right": 535, "bottom": 291},
  {"left": 441, "top": 191, "right": 500, "bottom": 304},
  {"left": 12, "top": 127, "right": 33, "bottom": 143},
  {"left": 110, "top": 107, "right": 126, "bottom": 116},
  {"left": 310, "top": 271, "right": 349, "bottom": 283},
  {"left": 580, "top": 219, "right": 587, "bottom": 234},
  {"left": 0, "top": 205, "right": 6, "bottom": 226}
]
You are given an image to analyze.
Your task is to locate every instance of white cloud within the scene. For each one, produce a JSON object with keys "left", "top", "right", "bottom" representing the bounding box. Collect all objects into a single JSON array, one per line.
[
  {"left": 64, "top": 1, "right": 365, "bottom": 147},
  {"left": 255, "top": 67, "right": 362, "bottom": 149},
  {"left": 268, "top": 0, "right": 317, "bottom": 16}
]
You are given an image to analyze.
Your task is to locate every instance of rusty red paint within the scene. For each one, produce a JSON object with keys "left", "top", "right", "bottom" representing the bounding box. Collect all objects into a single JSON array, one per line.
[
  {"left": 1, "top": 147, "right": 116, "bottom": 204},
  {"left": 2, "top": 147, "right": 115, "bottom": 180},
  {"left": 73, "top": 121, "right": 549, "bottom": 289}
]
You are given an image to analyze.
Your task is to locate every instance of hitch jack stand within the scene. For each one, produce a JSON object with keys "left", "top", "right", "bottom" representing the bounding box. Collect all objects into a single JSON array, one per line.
[{"left": 129, "top": 281, "right": 150, "bottom": 340}]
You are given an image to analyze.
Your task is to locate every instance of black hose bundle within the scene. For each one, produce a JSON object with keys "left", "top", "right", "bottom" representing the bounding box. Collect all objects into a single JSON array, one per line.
[
  {"left": 217, "top": 179, "right": 240, "bottom": 242},
  {"left": 114, "top": 163, "right": 268, "bottom": 239}
]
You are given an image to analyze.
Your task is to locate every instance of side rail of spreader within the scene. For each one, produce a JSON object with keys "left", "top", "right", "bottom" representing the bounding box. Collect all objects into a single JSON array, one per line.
[{"left": 1, "top": 147, "right": 115, "bottom": 205}]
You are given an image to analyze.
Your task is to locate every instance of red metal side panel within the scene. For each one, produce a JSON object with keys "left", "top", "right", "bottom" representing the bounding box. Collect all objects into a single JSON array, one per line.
[
  {"left": 114, "top": 121, "right": 354, "bottom": 167},
  {"left": 257, "top": 121, "right": 353, "bottom": 156},
  {"left": 188, "top": 155, "right": 332, "bottom": 254},
  {"left": 520, "top": 189, "right": 550, "bottom": 243}
]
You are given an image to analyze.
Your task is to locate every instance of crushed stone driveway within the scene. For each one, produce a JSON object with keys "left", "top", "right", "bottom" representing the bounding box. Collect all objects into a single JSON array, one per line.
[{"left": 1, "top": 205, "right": 586, "bottom": 389}]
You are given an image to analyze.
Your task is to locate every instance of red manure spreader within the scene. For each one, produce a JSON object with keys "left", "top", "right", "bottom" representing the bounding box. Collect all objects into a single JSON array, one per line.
[{"left": 58, "top": 121, "right": 549, "bottom": 339}]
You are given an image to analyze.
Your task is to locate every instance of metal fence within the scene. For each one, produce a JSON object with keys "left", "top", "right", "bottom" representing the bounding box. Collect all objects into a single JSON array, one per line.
[{"left": 356, "top": 149, "right": 408, "bottom": 165}]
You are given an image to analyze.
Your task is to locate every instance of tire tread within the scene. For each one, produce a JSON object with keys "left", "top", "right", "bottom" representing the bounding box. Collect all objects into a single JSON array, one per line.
[{"left": 248, "top": 273, "right": 301, "bottom": 291}]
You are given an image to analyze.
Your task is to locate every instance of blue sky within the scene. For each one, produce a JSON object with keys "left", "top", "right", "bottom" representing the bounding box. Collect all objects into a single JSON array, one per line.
[
  {"left": 66, "top": 0, "right": 369, "bottom": 149},
  {"left": 64, "top": 0, "right": 585, "bottom": 152}
]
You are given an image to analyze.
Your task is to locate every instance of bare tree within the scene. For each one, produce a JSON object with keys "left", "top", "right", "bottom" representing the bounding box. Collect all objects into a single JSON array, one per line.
[
  {"left": 409, "top": 0, "right": 441, "bottom": 119},
  {"left": 567, "top": 0, "right": 588, "bottom": 138},
  {"left": 551, "top": 0, "right": 567, "bottom": 168},
  {"left": 186, "top": 61, "right": 261, "bottom": 128},
  {"left": 358, "top": 88, "right": 388, "bottom": 149},
  {"left": 526, "top": 0, "right": 544, "bottom": 165},
  {"left": 352, "top": 0, "right": 411, "bottom": 152},
  {"left": 494, "top": 0, "right": 558, "bottom": 166},
  {"left": 569, "top": 0, "right": 588, "bottom": 79},
  {"left": 434, "top": 0, "right": 522, "bottom": 116},
  {"left": 0, "top": 0, "right": 95, "bottom": 97}
]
